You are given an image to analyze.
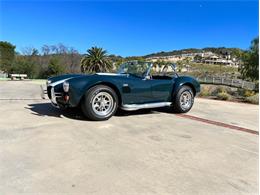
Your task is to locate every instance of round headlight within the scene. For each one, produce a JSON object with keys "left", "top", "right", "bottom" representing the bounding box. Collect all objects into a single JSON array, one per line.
[
  {"left": 63, "top": 81, "right": 69, "bottom": 92},
  {"left": 46, "top": 80, "right": 51, "bottom": 86}
]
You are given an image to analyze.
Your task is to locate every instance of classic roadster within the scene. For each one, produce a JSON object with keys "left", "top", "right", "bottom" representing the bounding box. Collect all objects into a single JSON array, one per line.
[{"left": 43, "top": 61, "right": 200, "bottom": 121}]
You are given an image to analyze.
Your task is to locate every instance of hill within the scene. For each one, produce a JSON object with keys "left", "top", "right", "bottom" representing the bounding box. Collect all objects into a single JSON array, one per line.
[{"left": 143, "top": 47, "right": 245, "bottom": 59}]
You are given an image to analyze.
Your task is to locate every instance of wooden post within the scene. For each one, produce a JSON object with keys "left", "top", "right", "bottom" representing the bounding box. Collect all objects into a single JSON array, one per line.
[
  {"left": 241, "top": 81, "right": 244, "bottom": 89},
  {"left": 212, "top": 77, "right": 215, "bottom": 84}
]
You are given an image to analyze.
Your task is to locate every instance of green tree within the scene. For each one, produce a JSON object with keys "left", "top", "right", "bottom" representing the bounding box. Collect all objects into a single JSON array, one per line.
[
  {"left": 240, "top": 37, "right": 259, "bottom": 81},
  {"left": 11, "top": 47, "right": 41, "bottom": 78},
  {"left": 176, "top": 60, "right": 184, "bottom": 72},
  {"left": 154, "top": 59, "right": 168, "bottom": 67},
  {"left": 194, "top": 55, "right": 202, "bottom": 62},
  {"left": 231, "top": 48, "right": 244, "bottom": 59},
  {"left": 0, "top": 41, "right": 16, "bottom": 73},
  {"left": 13, "top": 56, "right": 37, "bottom": 78},
  {"left": 46, "top": 58, "right": 64, "bottom": 77},
  {"left": 80, "top": 47, "right": 112, "bottom": 73}
]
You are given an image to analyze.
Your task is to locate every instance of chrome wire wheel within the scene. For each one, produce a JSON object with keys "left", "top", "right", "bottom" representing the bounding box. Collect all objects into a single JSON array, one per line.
[
  {"left": 91, "top": 92, "right": 114, "bottom": 117},
  {"left": 179, "top": 91, "right": 192, "bottom": 110}
]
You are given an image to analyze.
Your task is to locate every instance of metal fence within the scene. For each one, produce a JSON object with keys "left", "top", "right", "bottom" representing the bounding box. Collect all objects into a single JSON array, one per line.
[{"left": 198, "top": 77, "right": 257, "bottom": 90}]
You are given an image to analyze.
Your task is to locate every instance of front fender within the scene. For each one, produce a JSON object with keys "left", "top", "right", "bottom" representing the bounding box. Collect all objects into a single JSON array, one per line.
[
  {"left": 67, "top": 76, "right": 94, "bottom": 107},
  {"left": 68, "top": 76, "right": 122, "bottom": 107}
]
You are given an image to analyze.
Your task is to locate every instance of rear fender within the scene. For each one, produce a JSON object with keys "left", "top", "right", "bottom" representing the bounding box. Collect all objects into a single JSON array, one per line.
[{"left": 172, "top": 76, "right": 200, "bottom": 100}]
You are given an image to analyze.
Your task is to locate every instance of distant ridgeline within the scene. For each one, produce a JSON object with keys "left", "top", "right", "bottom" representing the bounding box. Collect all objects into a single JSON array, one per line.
[{"left": 143, "top": 47, "right": 245, "bottom": 59}]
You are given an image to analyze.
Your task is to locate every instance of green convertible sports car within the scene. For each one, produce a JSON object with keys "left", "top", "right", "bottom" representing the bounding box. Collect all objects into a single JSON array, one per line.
[{"left": 43, "top": 61, "right": 200, "bottom": 121}]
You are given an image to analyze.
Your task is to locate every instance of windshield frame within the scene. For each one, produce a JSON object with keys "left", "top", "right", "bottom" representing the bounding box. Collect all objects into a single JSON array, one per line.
[
  {"left": 117, "top": 61, "right": 153, "bottom": 78},
  {"left": 117, "top": 61, "right": 178, "bottom": 79}
]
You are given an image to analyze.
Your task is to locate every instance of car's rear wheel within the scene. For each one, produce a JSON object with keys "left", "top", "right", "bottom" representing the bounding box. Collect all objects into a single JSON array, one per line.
[
  {"left": 172, "top": 85, "right": 194, "bottom": 113},
  {"left": 81, "top": 85, "right": 118, "bottom": 121}
]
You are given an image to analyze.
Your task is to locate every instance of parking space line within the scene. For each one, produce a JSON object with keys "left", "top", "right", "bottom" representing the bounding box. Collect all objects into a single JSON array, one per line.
[{"left": 176, "top": 114, "right": 258, "bottom": 135}]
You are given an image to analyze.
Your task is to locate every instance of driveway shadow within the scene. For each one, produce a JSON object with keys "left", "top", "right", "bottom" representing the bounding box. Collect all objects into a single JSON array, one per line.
[{"left": 26, "top": 102, "right": 172, "bottom": 121}]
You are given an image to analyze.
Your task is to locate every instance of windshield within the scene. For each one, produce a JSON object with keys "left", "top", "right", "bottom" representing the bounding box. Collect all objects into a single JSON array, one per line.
[{"left": 117, "top": 61, "right": 152, "bottom": 78}]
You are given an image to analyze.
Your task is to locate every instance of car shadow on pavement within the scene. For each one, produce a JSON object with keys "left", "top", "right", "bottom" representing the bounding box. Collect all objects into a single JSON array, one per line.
[
  {"left": 26, "top": 102, "right": 86, "bottom": 121},
  {"left": 26, "top": 102, "right": 172, "bottom": 121}
]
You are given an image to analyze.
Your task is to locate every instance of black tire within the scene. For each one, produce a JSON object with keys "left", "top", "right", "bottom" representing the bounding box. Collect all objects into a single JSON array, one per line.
[
  {"left": 81, "top": 85, "right": 118, "bottom": 121},
  {"left": 172, "top": 85, "right": 194, "bottom": 113}
]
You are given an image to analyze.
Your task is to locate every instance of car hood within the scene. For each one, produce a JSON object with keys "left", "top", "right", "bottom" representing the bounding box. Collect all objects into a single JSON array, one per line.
[
  {"left": 48, "top": 73, "right": 127, "bottom": 86},
  {"left": 48, "top": 74, "right": 83, "bottom": 84}
]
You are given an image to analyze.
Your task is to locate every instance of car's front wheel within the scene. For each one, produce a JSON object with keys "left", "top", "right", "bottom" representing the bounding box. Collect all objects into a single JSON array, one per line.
[
  {"left": 81, "top": 85, "right": 118, "bottom": 121},
  {"left": 172, "top": 85, "right": 194, "bottom": 113}
]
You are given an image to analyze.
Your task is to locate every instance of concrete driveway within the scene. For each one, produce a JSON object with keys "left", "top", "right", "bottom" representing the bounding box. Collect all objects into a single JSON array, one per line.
[{"left": 0, "top": 81, "right": 258, "bottom": 195}]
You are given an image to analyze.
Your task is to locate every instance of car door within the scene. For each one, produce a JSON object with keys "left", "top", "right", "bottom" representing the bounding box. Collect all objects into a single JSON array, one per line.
[
  {"left": 121, "top": 76, "right": 153, "bottom": 104},
  {"left": 148, "top": 64, "right": 176, "bottom": 102},
  {"left": 149, "top": 79, "right": 173, "bottom": 102}
]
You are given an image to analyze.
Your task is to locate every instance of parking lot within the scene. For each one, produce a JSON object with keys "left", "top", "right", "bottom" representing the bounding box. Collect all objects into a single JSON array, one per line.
[{"left": 0, "top": 80, "right": 258, "bottom": 194}]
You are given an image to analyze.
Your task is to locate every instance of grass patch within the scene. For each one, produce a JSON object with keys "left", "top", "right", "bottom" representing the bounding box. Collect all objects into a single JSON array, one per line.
[
  {"left": 0, "top": 78, "right": 10, "bottom": 81},
  {"left": 183, "top": 63, "right": 239, "bottom": 78}
]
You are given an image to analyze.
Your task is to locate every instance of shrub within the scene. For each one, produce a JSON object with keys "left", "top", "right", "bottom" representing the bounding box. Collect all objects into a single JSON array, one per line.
[
  {"left": 216, "top": 92, "right": 232, "bottom": 100},
  {"left": 237, "top": 89, "right": 255, "bottom": 97},
  {"left": 244, "top": 90, "right": 255, "bottom": 97},
  {"left": 237, "top": 88, "right": 245, "bottom": 96},
  {"left": 245, "top": 93, "right": 259, "bottom": 104},
  {"left": 216, "top": 86, "right": 227, "bottom": 93},
  {"left": 211, "top": 86, "right": 227, "bottom": 96},
  {"left": 199, "top": 86, "right": 211, "bottom": 97}
]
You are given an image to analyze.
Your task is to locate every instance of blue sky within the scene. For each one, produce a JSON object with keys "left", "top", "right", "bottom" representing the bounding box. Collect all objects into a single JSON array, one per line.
[{"left": 0, "top": 1, "right": 259, "bottom": 56}]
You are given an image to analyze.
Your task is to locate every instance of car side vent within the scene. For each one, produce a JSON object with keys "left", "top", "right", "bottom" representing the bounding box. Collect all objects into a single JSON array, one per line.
[{"left": 122, "top": 84, "right": 131, "bottom": 93}]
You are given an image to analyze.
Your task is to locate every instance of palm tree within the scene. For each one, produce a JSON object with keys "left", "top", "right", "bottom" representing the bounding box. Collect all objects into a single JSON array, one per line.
[{"left": 80, "top": 47, "right": 112, "bottom": 73}]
